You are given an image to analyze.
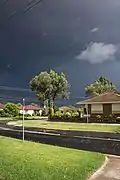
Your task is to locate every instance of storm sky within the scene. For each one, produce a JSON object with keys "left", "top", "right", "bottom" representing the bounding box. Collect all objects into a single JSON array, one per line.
[{"left": 0, "top": 0, "right": 120, "bottom": 102}]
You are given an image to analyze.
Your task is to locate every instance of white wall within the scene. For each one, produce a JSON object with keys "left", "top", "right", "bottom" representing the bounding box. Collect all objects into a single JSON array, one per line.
[
  {"left": 112, "top": 104, "right": 120, "bottom": 113},
  {"left": 20, "top": 110, "right": 34, "bottom": 116},
  {"left": 39, "top": 110, "right": 42, "bottom": 116},
  {"left": 91, "top": 104, "right": 103, "bottom": 113},
  {"left": 20, "top": 109, "right": 43, "bottom": 116}
]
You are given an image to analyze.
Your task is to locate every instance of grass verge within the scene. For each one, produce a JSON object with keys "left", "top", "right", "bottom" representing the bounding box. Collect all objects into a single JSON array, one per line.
[
  {"left": 15, "top": 120, "right": 120, "bottom": 132},
  {"left": 0, "top": 136, "right": 104, "bottom": 180},
  {"left": 0, "top": 117, "right": 13, "bottom": 121}
]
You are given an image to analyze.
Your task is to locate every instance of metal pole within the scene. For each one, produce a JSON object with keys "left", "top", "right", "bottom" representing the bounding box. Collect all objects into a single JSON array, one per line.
[
  {"left": 22, "top": 98, "right": 25, "bottom": 142},
  {"left": 87, "top": 104, "right": 89, "bottom": 123}
]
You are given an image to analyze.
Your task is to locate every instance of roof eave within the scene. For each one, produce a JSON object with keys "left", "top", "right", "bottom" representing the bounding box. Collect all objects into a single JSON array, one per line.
[{"left": 77, "top": 101, "right": 120, "bottom": 105}]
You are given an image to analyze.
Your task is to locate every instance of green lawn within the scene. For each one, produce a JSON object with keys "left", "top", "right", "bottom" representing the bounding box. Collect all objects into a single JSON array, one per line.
[
  {"left": 15, "top": 120, "right": 120, "bottom": 132},
  {"left": 0, "top": 117, "right": 13, "bottom": 121},
  {"left": 0, "top": 116, "right": 47, "bottom": 121},
  {"left": 14, "top": 116, "right": 48, "bottom": 120},
  {"left": 0, "top": 136, "right": 104, "bottom": 180}
]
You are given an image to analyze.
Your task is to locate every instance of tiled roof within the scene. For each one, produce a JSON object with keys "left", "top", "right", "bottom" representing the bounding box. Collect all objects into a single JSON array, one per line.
[
  {"left": 77, "top": 92, "right": 120, "bottom": 104},
  {"left": 59, "top": 106, "right": 77, "bottom": 111},
  {"left": 20, "top": 105, "right": 42, "bottom": 110}
]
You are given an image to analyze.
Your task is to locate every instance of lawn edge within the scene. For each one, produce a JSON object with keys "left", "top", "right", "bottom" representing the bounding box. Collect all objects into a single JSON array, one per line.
[{"left": 88, "top": 156, "right": 108, "bottom": 180}]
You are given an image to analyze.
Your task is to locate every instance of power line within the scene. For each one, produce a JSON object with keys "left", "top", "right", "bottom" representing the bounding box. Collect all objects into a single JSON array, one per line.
[
  {"left": 3, "top": 0, "right": 9, "bottom": 4},
  {"left": 0, "top": 0, "right": 9, "bottom": 5},
  {"left": 7, "top": 0, "right": 41, "bottom": 21},
  {"left": 24, "top": 0, "right": 43, "bottom": 12},
  {"left": 0, "top": 0, "right": 43, "bottom": 30}
]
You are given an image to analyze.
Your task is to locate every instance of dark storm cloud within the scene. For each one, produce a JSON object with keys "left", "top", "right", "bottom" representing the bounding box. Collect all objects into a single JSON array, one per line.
[{"left": 0, "top": 0, "right": 120, "bottom": 96}]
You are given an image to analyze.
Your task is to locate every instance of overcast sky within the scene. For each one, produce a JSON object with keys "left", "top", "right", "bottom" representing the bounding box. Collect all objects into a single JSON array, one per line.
[{"left": 0, "top": 0, "right": 120, "bottom": 100}]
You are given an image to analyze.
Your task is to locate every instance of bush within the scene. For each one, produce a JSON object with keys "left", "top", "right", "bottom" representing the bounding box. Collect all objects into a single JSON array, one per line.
[
  {"left": 0, "top": 110, "right": 11, "bottom": 117},
  {"left": 42, "top": 109, "right": 48, "bottom": 116},
  {"left": 54, "top": 106, "right": 59, "bottom": 113},
  {"left": 50, "top": 108, "right": 54, "bottom": 118},
  {"left": 65, "top": 111, "right": 71, "bottom": 118},
  {"left": 54, "top": 111, "right": 63, "bottom": 118},
  {"left": 19, "top": 113, "right": 31, "bottom": 117},
  {"left": 4, "top": 103, "right": 19, "bottom": 117},
  {"left": 96, "top": 115, "right": 101, "bottom": 118},
  {"left": 0, "top": 110, "right": 6, "bottom": 117},
  {"left": 72, "top": 111, "right": 79, "bottom": 117},
  {"left": 24, "top": 114, "right": 31, "bottom": 117},
  {"left": 36, "top": 111, "right": 40, "bottom": 116},
  {"left": 78, "top": 108, "right": 84, "bottom": 113}
]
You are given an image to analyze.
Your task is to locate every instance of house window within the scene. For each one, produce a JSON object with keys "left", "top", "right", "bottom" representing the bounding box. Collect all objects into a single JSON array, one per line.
[
  {"left": 91, "top": 104, "right": 103, "bottom": 113},
  {"left": 112, "top": 104, "right": 120, "bottom": 113}
]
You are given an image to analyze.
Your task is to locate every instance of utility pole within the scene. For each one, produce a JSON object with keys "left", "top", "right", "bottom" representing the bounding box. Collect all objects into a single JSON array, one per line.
[
  {"left": 86, "top": 104, "right": 89, "bottom": 124},
  {"left": 22, "top": 98, "right": 25, "bottom": 142}
]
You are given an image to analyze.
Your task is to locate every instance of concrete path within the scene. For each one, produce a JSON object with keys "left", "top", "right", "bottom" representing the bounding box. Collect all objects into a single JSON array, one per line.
[{"left": 89, "top": 155, "right": 120, "bottom": 180}]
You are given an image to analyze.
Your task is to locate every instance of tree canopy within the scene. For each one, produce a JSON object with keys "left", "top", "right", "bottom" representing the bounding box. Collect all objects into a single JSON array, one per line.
[
  {"left": 4, "top": 103, "right": 19, "bottom": 117},
  {"left": 85, "top": 76, "right": 116, "bottom": 96},
  {"left": 29, "top": 70, "right": 70, "bottom": 108}
]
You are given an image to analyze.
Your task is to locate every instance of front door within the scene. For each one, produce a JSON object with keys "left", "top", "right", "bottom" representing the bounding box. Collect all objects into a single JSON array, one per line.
[
  {"left": 88, "top": 104, "right": 91, "bottom": 114},
  {"left": 103, "top": 104, "right": 112, "bottom": 116}
]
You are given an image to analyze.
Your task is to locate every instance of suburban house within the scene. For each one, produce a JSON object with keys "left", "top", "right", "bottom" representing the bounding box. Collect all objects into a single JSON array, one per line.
[
  {"left": 20, "top": 105, "right": 43, "bottom": 116},
  {"left": 59, "top": 106, "right": 77, "bottom": 111},
  {"left": 77, "top": 92, "right": 120, "bottom": 118}
]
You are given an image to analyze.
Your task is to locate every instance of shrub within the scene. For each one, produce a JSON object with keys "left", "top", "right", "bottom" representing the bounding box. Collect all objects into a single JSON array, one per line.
[
  {"left": 24, "top": 114, "right": 31, "bottom": 117},
  {"left": 50, "top": 108, "right": 54, "bottom": 118},
  {"left": 36, "top": 111, "right": 40, "bottom": 116},
  {"left": 64, "top": 111, "right": 71, "bottom": 118},
  {"left": 4, "top": 103, "right": 19, "bottom": 117},
  {"left": 42, "top": 109, "right": 48, "bottom": 116},
  {"left": 0, "top": 110, "right": 5, "bottom": 117},
  {"left": 54, "top": 111, "right": 63, "bottom": 118},
  {"left": 72, "top": 111, "right": 79, "bottom": 117},
  {"left": 79, "top": 108, "right": 84, "bottom": 112},
  {"left": 96, "top": 115, "right": 101, "bottom": 118},
  {"left": 0, "top": 110, "right": 11, "bottom": 117},
  {"left": 54, "top": 105, "right": 59, "bottom": 113}
]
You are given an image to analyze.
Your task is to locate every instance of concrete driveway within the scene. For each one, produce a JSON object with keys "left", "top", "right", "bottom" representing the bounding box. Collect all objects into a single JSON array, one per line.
[{"left": 89, "top": 155, "right": 120, "bottom": 180}]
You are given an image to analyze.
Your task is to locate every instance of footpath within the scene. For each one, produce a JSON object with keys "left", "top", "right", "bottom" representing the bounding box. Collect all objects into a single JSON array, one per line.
[{"left": 89, "top": 155, "right": 120, "bottom": 180}]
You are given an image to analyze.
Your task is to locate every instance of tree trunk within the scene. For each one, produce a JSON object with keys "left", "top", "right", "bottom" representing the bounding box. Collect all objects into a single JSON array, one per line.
[{"left": 48, "top": 99, "right": 51, "bottom": 120}]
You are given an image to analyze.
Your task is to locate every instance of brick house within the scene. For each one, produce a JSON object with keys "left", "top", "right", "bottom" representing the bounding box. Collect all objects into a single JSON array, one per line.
[
  {"left": 59, "top": 106, "right": 77, "bottom": 111},
  {"left": 20, "top": 105, "right": 43, "bottom": 116},
  {"left": 77, "top": 92, "right": 120, "bottom": 119}
]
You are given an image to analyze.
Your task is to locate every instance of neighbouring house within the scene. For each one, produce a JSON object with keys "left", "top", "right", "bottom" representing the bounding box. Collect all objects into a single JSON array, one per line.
[
  {"left": 59, "top": 106, "right": 77, "bottom": 112},
  {"left": 0, "top": 103, "right": 4, "bottom": 111},
  {"left": 0, "top": 103, "right": 4, "bottom": 110},
  {"left": 20, "top": 105, "right": 43, "bottom": 116},
  {"left": 76, "top": 92, "right": 120, "bottom": 118}
]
